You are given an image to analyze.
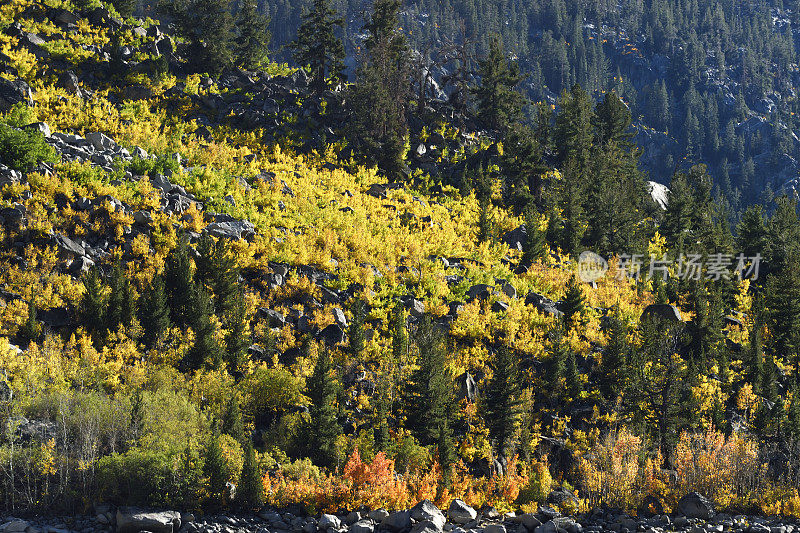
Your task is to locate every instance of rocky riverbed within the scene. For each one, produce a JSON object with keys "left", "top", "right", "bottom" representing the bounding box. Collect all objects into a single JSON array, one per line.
[{"left": 1, "top": 494, "right": 798, "bottom": 533}]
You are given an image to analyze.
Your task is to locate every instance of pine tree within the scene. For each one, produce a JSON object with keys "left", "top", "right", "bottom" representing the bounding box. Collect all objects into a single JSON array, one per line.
[
  {"left": 204, "top": 432, "right": 227, "bottom": 500},
  {"left": 554, "top": 84, "right": 594, "bottom": 175},
  {"left": 521, "top": 204, "right": 546, "bottom": 264},
  {"left": 592, "top": 91, "right": 633, "bottom": 147},
  {"left": 349, "top": 298, "right": 367, "bottom": 357},
  {"left": 139, "top": 271, "right": 171, "bottom": 348},
  {"left": 374, "top": 377, "right": 392, "bottom": 452},
  {"left": 561, "top": 275, "right": 585, "bottom": 331},
  {"left": 787, "top": 385, "right": 800, "bottom": 439},
  {"left": 473, "top": 36, "right": 526, "bottom": 132},
  {"left": 185, "top": 285, "right": 224, "bottom": 371},
  {"left": 305, "top": 345, "right": 342, "bottom": 469},
  {"left": 164, "top": 239, "right": 194, "bottom": 328},
  {"left": 80, "top": 267, "right": 107, "bottom": 340},
  {"left": 347, "top": 0, "right": 410, "bottom": 179},
  {"left": 234, "top": 0, "right": 270, "bottom": 70},
  {"left": 405, "top": 316, "right": 454, "bottom": 446},
  {"left": 599, "top": 309, "right": 629, "bottom": 403},
  {"left": 237, "top": 439, "right": 264, "bottom": 509},
  {"left": 502, "top": 125, "right": 546, "bottom": 212},
  {"left": 483, "top": 346, "right": 523, "bottom": 456},
  {"left": 223, "top": 289, "right": 250, "bottom": 375},
  {"left": 292, "top": 0, "right": 346, "bottom": 93},
  {"left": 565, "top": 349, "right": 580, "bottom": 398},
  {"left": 476, "top": 165, "right": 493, "bottom": 244},
  {"left": 196, "top": 234, "right": 239, "bottom": 316},
  {"left": 186, "top": 0, "right": 234, "bottom": 75},
  {"left": 18, "top": 299, "right": 40, "bottom": 347},
  {"left": 107, "top": 260, "right": 136, "bottom": 332},
  {"left": 391, "top": 302, "right": 408, "bottom": 363},
  {"left": 221, "top": 394, "right": 245, "bottom": 443}
]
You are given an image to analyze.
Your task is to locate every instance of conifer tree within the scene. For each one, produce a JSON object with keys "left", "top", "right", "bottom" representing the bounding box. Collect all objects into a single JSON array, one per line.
[
  {"left": 107, "top": 260, "right": 136, "bottom": 332},
  {"left": 292, "top": 0, "right": 346, "bottom": 93},
  {"left": 599, "top": 309, "right": 629, "bottom": 403},
  {"left": 187, "top": 0, "right": 234, "bottom": 75},
  {"left": 223, "top": 289, "right": 250, "bottom": 375},
  {"left": 18, "top": 299, "right": 40, "bottom": 347},
  {"left": 473, "top": 36, "right": 526, "bottom": 132},
  {"left": 561, "top": 275, "right": 585, "bottom": 331},
  {"left": 221, "top": 394, "right": 245, "bottom": 443},
  {"left": 196, "top": 234, "right": 239, "bottom": 316},
  {"left": 592, "top": 91, "right": 634, "bottom": 147},
  {"left": 521, "top": 204, "right": 546, "bottom": 264},
  {"left": 483, "top": 346, "right": 523, "bottom": 456},
  {"left": 237, "top": 439, "right": 264, "bottom": 509},
  {"left": 502, "top": 125, "right": 546, "bottom": 212},
  {"left": 204, "top": 432, "right": 227, "bottom": 500},
  {"left": 347, "top": 0, "right": 410, "bottom": 179},
  {"left": 234, "top": 0, "right": 270, "bottom": 70},
  {"left": 565, "top": 348, "right": 581, "bottom": 398},
  {"left": 164, "top": 239, "right": 194, "bottom": 327},
  {"left": 139, "top": 271, "right": 171, "bottom": 348},
  {"left": 476, "top": 165, "right": 494, "bottom": 244},
  {"left": 405, "top": 316, "right": 454, "bottom": 446},
  {"left": 306, "top": 345, "right": 342, "bottom": 469},
  {"left": 80, "top": 267, "right": 107, "bottom": 340},
  {"left": 185, "top": 285, "right": 224, "bottom": 371},
  {"left": 391, "top": 301, "right": 408, "bottom": 363},
  {"left": 349, "top": 298, "right": 367, "bottom": 358},
  {"left": 554, "top": 84, "right": 594, "bottom": 175},
  {"left": 787, "top": 385, "right": 800, "bottom": 439}
]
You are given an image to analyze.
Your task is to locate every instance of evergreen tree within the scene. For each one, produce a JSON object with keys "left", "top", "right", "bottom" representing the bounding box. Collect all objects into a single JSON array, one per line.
[
  {"left": 473, "top": 36, "right": 526, "bottom": 132},
  {"left": 347, "top": 0, "right": 410, "bottom": 179},
  {"left": 196, "top": 234, "right": 239, "bottom": 316},
  {"left": 554, "top": 84, "right": 594, "bottom": 175},
  {"left": 292, "top": 0, "right": 346, "bottom": 93},
  {"left": 476, "top": 165, "right": 493, "bottom": 244},
  {"left": 18, "top": 299, "right": 40, "bottom": 347},
  {"left": 139, "top": 271, "right": 171, "bottom": 348},
  {"left": 164, "top": 239, "right": 194, "bottom": 327},
  {"left": 186, "top": 0, "right": 234, "bottom": 75},
  {"left": 391, "top": 301, "right": 408, "bottom": 363},
  {"left": 204, "top": 432, "right": 227, "bottom": 500},
  {"left": 221, "top": 394, "right": 245, "bottom": 443},
  {"left": 521, "top": 204, "right": 546, "bottom": 264},
  {"left": 483, "top": 346, "right": 523, "bottom": 456},
  {"left": 185, "top": 285, "right": 224, "bottom": 371},
  {"left": 599, "top": 308, "right": 629, "bottom": 403},
  {"left": 374, "top": 377, "right": 392, "bottom": 452},
  {"left": 405, "top": 316, "right": 454, "bottom": 446},
  {"left": 349, "top": 298, "right": 367, "bottom": 357},
  {"left": 501, "top": 125, "right": 546, "bottom": 211},
  {"left": 765, "top": 259, "right": 800, "bottom": 370},
  {"left": 306, "top": 345, "right": 342, "bottom": 469},
  {"left": 237, "top": 439, "right": 264, "bottom": 509},
  {"left": 593, "top": 91, "right": 634, "bottom": 147},
  {"left": 80, "top": 268, "right": 107, "bottom": 340},
  {"left": 107, "top": 260, "right": 136, "bottom": 332},
  {"left": 223, "top": 289, "right": 250, "bottom": 375},
  {"left": 234, "top": 0, "right": 270, "bottom": 70},
  {"left": 561, "top": 275, "right": 585, "bottom": 330},
  {"left": 787, "top": 385, "right": 800, "bottom": 439},
  {"left": 110, "top": 0, "right": 136, "bottom": 18}
]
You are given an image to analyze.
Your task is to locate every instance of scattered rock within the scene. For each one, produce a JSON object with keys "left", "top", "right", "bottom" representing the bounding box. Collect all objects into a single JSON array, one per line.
[
  {"left": 641, "top": 303, "right": 682, "bottom": 323},
  {"left": 411, "top": 500, "right": 446, "bottom": 531},
  {"left": 0, "top": 78, "right": 33, "bottom": 111},
  {"left": 677, "top": 492, "right": 715, "bottom": 520},
  {"left": 448, "top": 499, "right": 477, "bottom": 525}
]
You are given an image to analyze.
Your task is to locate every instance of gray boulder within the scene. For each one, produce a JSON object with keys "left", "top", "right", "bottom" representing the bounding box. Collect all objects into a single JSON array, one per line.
[
  {"left": 86, "top": 131, "right": 117, "bottom": 151},
  {"left": 53, "top": 232, "right": 85, "bottom": 257},
  {"left": 332, "top": 307, "right": 348, "bottom": 328},
  {"left": 483, "top": 525, "right": 506, "bottom": 533},
  {"left": 518, "top": 514, "right": 541, "bottom": 532},
  {"left": 411, "top": 500, "right": 445, "bottom": 531},
  {"left": 116, "top": 510, "right": 181, "bottom": 533},
  {"left": 381, "top": 511, "right": 411, "bottom": 533},
  {"left": 0, "top": 78, "right": 33, "bottom": 111},
  {"left": 677, "top": 492, "right": 715, "bottom": 520},
  {"left": 525, "top": 292, "right": 563, "bottom": 317},
  {"left": 318, "top": 514, "right": 341, "bottom": 530},
  {"left": 3, "top": 521, "right": 29, "bottom": 533},
  {"left": 368, "top": 510, "right": 389, "bottom": 522},
  {"left": 448, "top": 499, "right": 477, "bottom": 525},
  {"left": 350, "top": 520, "right": 374, "bottom": 533},
  {"left": 410, "top": 522, "right": 440, "bottom": 533},
  {"left": 502, "top": 225, "right": 528, "bottom": 251},
  {"left": 204, "top": 220, "right": 256, "bottom": 240},
  {"left": 641, "top": 303, "right": 682, "bottom": 323},
  {"left": 318, "top": 324, "right": 345, "bottom": 345}
]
